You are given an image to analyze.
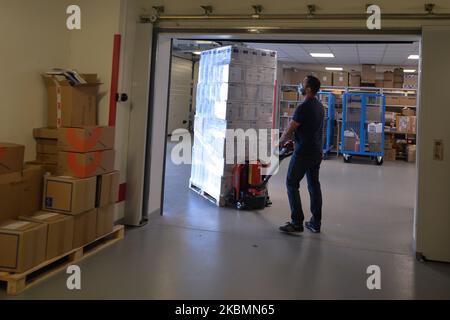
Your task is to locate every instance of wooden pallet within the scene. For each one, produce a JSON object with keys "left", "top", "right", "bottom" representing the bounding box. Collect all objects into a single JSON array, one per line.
[
  {"left": 189, "top": 182, "right": 226, "bottom": 207},
  {"left": 0, "top": 225, "right": 125, "bottom": 296}
]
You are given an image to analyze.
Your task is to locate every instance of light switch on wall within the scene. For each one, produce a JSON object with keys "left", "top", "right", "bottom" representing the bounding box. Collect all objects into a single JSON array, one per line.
[{"left": 433, "top": 139, "right": 444, "bottom": 161}]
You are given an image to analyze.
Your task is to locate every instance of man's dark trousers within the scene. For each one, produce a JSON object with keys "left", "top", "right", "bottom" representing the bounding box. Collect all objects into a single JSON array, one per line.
[{"left": 286, "top": 152, "right": 322, "bottom": 227}]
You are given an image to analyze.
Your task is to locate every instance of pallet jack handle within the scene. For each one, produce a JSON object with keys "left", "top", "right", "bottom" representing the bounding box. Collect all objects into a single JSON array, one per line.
[{"left": 254, "top": 140, "right": 294, "bottom": 191}]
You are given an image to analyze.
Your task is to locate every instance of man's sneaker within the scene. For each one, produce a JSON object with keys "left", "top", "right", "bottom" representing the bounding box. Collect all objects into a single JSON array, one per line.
[
  {"left": 305, "top": 221, "right": 321, "bottom": 233},
  {"left": 279, "top": 222, "right": 304, "bottom": 233}
]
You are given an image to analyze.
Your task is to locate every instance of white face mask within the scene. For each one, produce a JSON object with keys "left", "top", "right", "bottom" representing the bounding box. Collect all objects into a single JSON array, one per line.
[{"left": 299, "top": 83, "right": 306, "bottom": 96}]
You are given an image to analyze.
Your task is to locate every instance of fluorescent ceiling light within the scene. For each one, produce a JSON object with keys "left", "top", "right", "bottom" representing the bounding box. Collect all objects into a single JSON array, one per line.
[
  {"left": 192, "top": 51, "right": 202, "bottom": 55},
  {"left": 408, "top": 54, "right": 420, "bottom": 60},
  {"left": 195, "top": 40, "right": 216, "bottom": 44},
  {"left": 310, "top": 53, "right": 335, "bottom": 58},
  {"left": 404, "top": 69, "right": 416, "bottom": 73},
  {"left": 326, "top": 67, "right": 343, "bottom": 71}
]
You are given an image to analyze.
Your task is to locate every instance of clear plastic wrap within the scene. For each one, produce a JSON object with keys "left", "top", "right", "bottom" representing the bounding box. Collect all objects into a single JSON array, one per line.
[{"left": 190, "top": 45, "right": 277, "bottom": 204}]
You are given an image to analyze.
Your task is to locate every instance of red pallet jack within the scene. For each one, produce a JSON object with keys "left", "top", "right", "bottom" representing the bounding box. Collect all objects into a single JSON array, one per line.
[{"left": 228, "top": 141, "right": 294, "bottom": 210}]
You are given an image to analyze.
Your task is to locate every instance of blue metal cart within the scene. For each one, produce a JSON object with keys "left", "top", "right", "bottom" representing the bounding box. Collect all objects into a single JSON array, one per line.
[
  {"left": 318, "top": 92, "right": 335, "bottom": 158},
  {"left": 341, "top": 92, "right": 386, "bottom": 165}
]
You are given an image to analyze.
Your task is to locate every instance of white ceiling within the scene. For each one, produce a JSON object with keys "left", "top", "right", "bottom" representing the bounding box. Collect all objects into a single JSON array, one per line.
[{"left": 244, "top": 42, "right": 420, "bottom": 66}]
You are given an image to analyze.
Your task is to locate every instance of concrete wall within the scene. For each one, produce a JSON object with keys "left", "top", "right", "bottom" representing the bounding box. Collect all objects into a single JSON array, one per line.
[
  {"left": 67, "top": 0, "right": 124, "bottom": 220},
  {"left": 416, "top": 26, "right": 450, "bottom": 262},
  {"left": 0, "top": 0, "right": 125, "bottom": 218},
  {"left": 0, "top": 0, "right": 70, "bottom": 161}
]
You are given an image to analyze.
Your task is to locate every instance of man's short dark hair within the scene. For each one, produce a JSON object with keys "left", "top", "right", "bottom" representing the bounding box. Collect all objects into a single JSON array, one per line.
[{"left": 305, "top": 75, "right": 321, "bottom": 94}]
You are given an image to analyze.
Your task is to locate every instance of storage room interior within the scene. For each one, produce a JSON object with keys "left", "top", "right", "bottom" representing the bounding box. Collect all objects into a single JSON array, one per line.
[{"left": 161, "top": 38, "right": 420, "bottom": 257}]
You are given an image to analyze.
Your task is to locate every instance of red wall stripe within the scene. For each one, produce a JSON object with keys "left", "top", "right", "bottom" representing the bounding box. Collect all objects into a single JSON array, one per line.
[
  {"left": 109, "top": 34, "right": 121, "bottom": 127},
  {"left": 109, "top": 34, "right": 126, "bottom": 203},
  {"left": 118, "top": 183, "right": 127, "bottom": 203}
]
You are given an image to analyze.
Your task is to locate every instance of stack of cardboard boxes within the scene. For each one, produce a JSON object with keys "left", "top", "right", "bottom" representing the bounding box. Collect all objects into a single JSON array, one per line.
[
  {"left": 393, "top": 68, "right": 404, "bottom": 88},
  {"left": 361, "top": 64, "right": 376, "bottom": 86},
  {"left": 30, "top": 128, "right": 58, "bottom": 174},
  {"left": 0, "top": 143, "right": 48, "bottom": 273},
  {"left": 349, "top": 71, "right": 361, "bottom": 87},
  {"left": 384, "top": 135, "right": 396, "bottom": 161},
  {"left": 284, "top": 68, "right": 333, "bottom": 86},
  {"left": 0, "top": 72, "right": 120, "bottom": 274},
  {"left": 332, "top": 71, "right": 349, "bottom": 87}
]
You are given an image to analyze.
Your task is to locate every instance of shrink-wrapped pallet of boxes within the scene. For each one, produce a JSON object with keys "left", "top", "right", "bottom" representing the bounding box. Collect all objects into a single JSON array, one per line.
[{"left": 190, "top": 46, "right": 277, "bottom": 206}]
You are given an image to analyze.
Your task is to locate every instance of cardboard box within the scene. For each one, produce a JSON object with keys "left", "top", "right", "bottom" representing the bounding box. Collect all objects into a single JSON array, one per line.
[
  {"left": 366, "top": 106, "right": 381, "bottom": 121},
  {"left": 43, "top": 74, "right": 100, "bottom": 128},
  {"left": 368, "top": 132, "right": 382, "bottom": 144},
  {"left": 42, "top": 176, "right": 96, "bottom": 215},
  {"left": 384, "top": 80, "right": 394, "bottom": 88},
  {"left": 375, "top": 80, "right": 384, "bottom": 88},
  {"left": 384, "top": 148, "right": 396, "bottom": 161},
  {"left": 280, "top": 107, "right": 294, "bottom": 117},
  {"left": 285, "top": 69, "right": 309, "bottom": 85},
  {"left": 386, "top": 96, "right": 400, "bottom": 105},
  {"left": 58, "top": 150, "right": 115, "bottom": 178},
  {"left": 394, "top": 68, "right": 404, "bottom": 76},
  {"left": 361, "top": 64, "right": 376, "bottom": 84},
  {"left": 0, "top": 220, "right": 47, "bottom": 273},
  {"left": 58, "top": 126, "right": 115, "bottom": 152},
  {"left": 385, "top": 140, "right": 393, "bottom": 149},
  {"left": 36, "top": 139, "right": 58, "bottom": 154},
  {"left": 401, "top": 108, "right": 416, "bottom": 116},
  {"left": 394, "top": 75, "right": 404, "bottom": 83},
  {"left": 396, "top": 116, "right": 417, "bottom": 134},
  {"left": 311, "top": 71, "right": 332, "bottom": 87},
  {"left": 399, "top": 96, "right": 417, "bottom": 106},
  {"left": 407, "top": 145, "right": 416, "bottom": 163},
  {"left": 393, "top": 82, "right": 403, "bottom": 88},
  {"left": 26, "top": 161, "right": 57, "bottom": 175},
  {"left": 383, "top": 71, "right": 394, "bottom": 81},
  {"left": 71, "top": 209, "right": 97, "bottom": 248},
  {"left": 36, "top": 152, "right": 58, "bottom": 164},
  {"left": 343, "top": 136, "right": 358, "bottom": 151},
  {"left": 332, "top": 72, "right": 349, "bottom": 86},
  {"left": 33, "top": 128, "right": 58, "bottom": 140},
  {"left": 409, "top": 116, "right": 417, "bottom": 133},
  {"left": 0, "top": 172, "right": 23, "bottom": 222},
  {"left": 20, "top": 164, "right": 45, "bottom": 216},
  {"left": 349, "top": 72, "right": 361, "bottom": 87},
  {"left": 19, "top": 212, "right": 74, "bottom": 260},
  {"left": 97, "top": 205, "right": 115, "bottom": 237},
  {"left": 385, "top": 112, "right": 398, "bottom": 124},
  {"left": 282, "top": 91, "right": 298, "bottom": 101},
  {"left": 96, "top": 171, "right": 120, "bottom": 207},
  {"left": 0, "top": 143, "right": 25, "bottom": 175}
]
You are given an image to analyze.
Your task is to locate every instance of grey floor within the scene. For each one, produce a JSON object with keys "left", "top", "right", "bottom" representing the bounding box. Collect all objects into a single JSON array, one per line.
[{"left": 3, "top": 143, "right": 450, "bottom": 299}]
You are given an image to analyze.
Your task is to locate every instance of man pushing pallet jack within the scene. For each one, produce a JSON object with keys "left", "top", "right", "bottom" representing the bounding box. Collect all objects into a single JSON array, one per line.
[{"left": 229, "top": 76, "right": 324, "bottom": 235}]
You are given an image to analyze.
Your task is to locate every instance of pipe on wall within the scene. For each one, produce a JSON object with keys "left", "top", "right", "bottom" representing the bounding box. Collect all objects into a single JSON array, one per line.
[{"left": 141, "top": 13, "right": 450, "bottom": 23}]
